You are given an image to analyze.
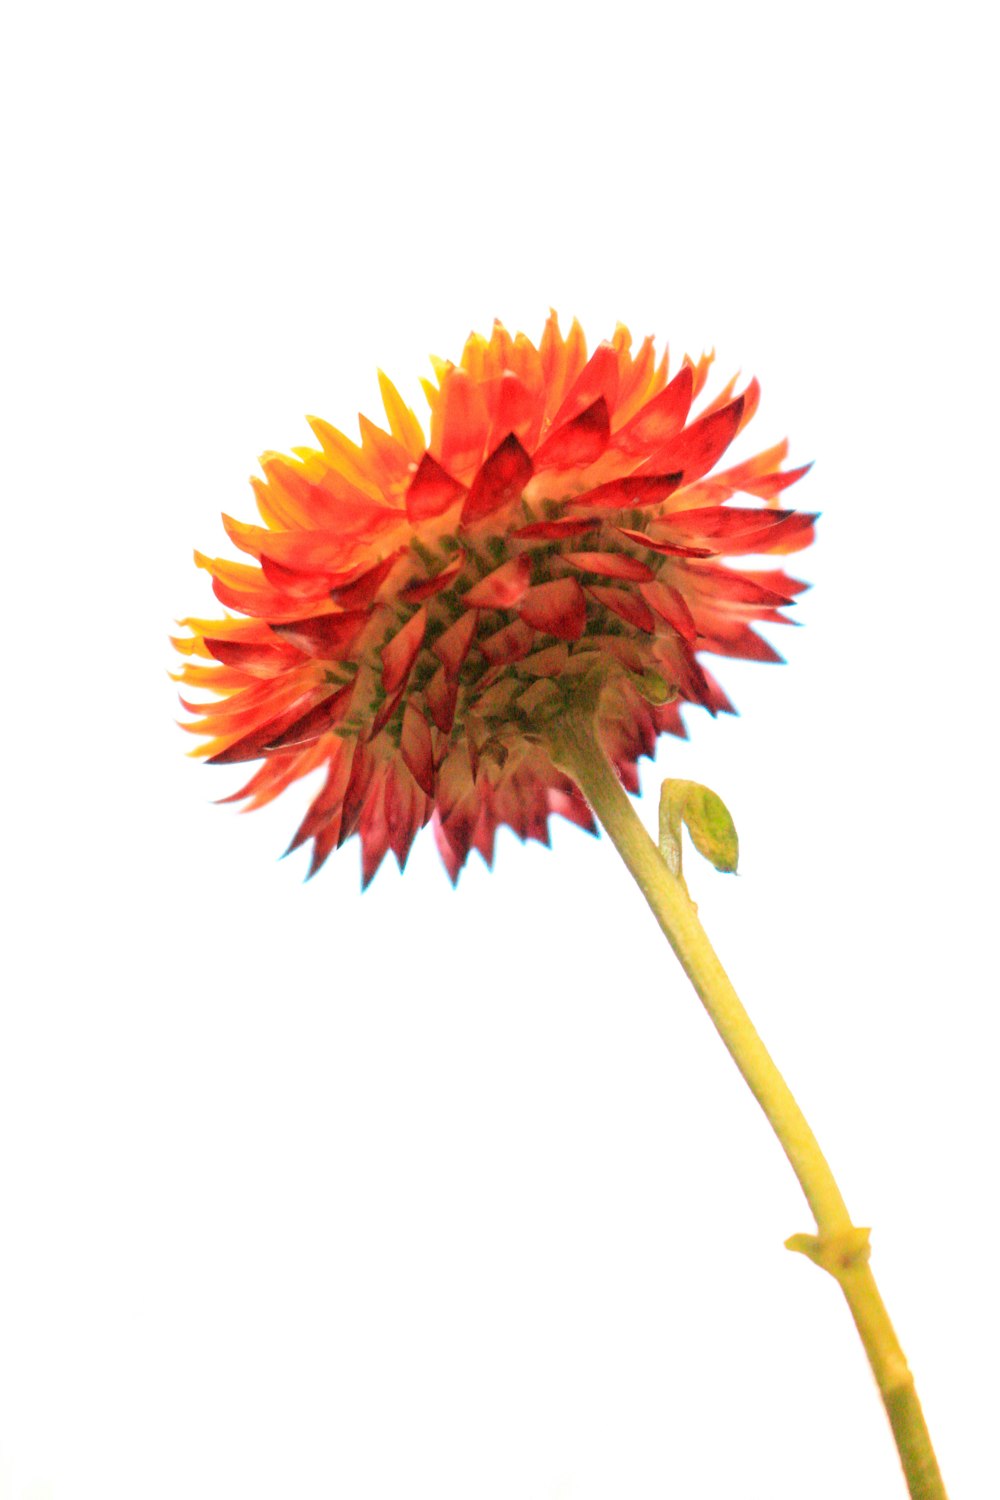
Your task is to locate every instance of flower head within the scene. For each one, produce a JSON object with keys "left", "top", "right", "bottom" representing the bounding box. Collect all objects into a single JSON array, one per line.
[{"left": 176, "top": 314, "right": 813, "bottom": 883}]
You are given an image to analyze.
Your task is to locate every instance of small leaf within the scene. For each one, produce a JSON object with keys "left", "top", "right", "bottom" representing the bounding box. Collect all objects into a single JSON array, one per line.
[
  {"left": 630, "top": 668, "right": 675, "bottom": 705},
  {"left": 659, "top": 778, "right": 739, "bottom": 887},
  {"left": 785, "top": 1226, "right": 871, "bottom": 1279}
]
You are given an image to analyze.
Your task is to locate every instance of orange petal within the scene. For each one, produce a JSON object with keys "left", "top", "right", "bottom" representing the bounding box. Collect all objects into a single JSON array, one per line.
[
  {"left": 431, "top": 365, "right": 490, "bottom": 476},
  {"left": 378, "top": 370, "right": 426, "bottom": 458}
]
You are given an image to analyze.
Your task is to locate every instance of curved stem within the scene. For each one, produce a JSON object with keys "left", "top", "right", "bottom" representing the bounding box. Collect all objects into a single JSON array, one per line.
[{"left": 547, "top": 709, "right": 947, "bottom": 1500}]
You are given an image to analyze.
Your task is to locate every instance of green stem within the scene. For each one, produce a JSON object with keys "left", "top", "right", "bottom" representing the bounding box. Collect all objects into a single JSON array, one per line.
[{"left": 547, "top": 708, "right": 947, "bottom": 1500}]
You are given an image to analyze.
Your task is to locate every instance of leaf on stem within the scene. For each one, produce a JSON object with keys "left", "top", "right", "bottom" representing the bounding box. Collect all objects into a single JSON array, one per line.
[{"left": 658, "top": 778, "right": 739, "bottom": 890}]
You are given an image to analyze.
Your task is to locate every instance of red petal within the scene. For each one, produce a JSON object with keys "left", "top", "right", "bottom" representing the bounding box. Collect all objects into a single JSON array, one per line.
[
  {"left": 549, "top": 342, "right": 620, "bottom": 429},
  {"left": 638, "top": 581, "right": 698, "bottom": 641},
  {"left": 398, "top": 558, "right": 462, "bottom": 603},
  {"left": 533, "top": 397, "right": 611, "bottom": 469},
  {"left": 287, "top": 742, "right": 355, "bottom": 854},
  {"left": 329, "top": 552, "right": 403, "bottom": 608},
  {"left": 640, "top": 396, "right": 745, "bottom": 484},
  {"left": 612, "top": 365, "right": 693, "bottom": 453},
  {"left": 478, "top": 618, "right": 535, "bottom": 666},
  {"left": 616, "top": 526, "right": 714, "bottom": 559},
  {"left": 462, "top": 554, "right": 532, "bottom": 609},
  {"left": 370, "top": 682, "right": 407, "bottom": 737},
  {"left": 425, "top": 663, "right": 459, "bottom": 734},
  {"left": 433, "top": 609, "right": 479, "bottom": 675},
  {"left": 461, "top": 433, "right": 534, "bottom": 525},
  {"left": 518, "top": 578, "right": 587, "bottom": 640},
  {"left": 698, "top": 621, "right": 784, "bottom": 662},
  {"left": 264, "top": 681, "right": 356, "bottom": 750},
  {"left": 260, "top": 555, "right": 337, "bottom": 600},
  {"left": 271, "top": 611, "right": 369, "bottom": 659},
  {"left": 683, "top": 564, "right": 800, "bottom": 608},
  {"left": 741, "top": 462, "right": 812, "bottom": 501},
  {"left": 381, "top": 606, "right": 427, "bottom": 694},
  {"left": 337, "top": 741, "right": 376, "bottom": 849},
  {"left": 586, "top": 585, "right": 656, "bottom": 633},
  {"left": 563, "top": 551, "right": 655, "bottom": 582},
  {"left": 653, "top": 635, "right": 716, "bottom": 710},
  {"left": 511, "top": 517, "right": 595, "bottom": 540},
  {"left": 400, "top": 701, "right": 435, "bottom": 796},
  {"left": 548, "top": 783, "right": 597, "bottom": 834},
  {"left": 206, "top": 689, "right": 331, "bottom": 764},
  {"left": 405, "top": 452, "right": 466, "bottom": 524},
  {"left": 432, "top": 810, "right": 464, "bottom": 884},
  {"left": 567, "top": 473, "right": 685, "bottom": 513},
  {"left": 202, "top": 638, "right": 301, "bottom": 673}
]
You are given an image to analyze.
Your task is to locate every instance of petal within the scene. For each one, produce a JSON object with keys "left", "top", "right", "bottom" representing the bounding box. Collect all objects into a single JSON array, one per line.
[
  {"left": 616, "top": 525, "right": 714, "bottom": 559},
  {"left": 430, "top": 365, "right": 491, "bottom": 476},
  {"left": 400, "top": 700, "right": 435, "bottom": 796},
  {"left": 511, "top": 517, "right": 595, "bottom": 540},
  {"left": 202, "top": 638, "right": 302, "bottom": 674},
  {"left": 586, "top": 584, "right": 657, "bottom": 633},
  {"left": 638, "top": 580, "right": 698, "bottom": 641},
  {"left": 462, "top": 554, "right": 532, "bottom": 609},
  {"left": 611, "top": 365, "right": 694, "bottom": 453},
  {"left": 405, "top": 452, "right": 467, "bottom": 524},
  {"left": 378, "top": 370, "right": 426, "bottom": 458},
  {"left": 567, "top": 473, "right": 685, "bottom": 513},
  {"left": 433, "top": 608, "right": 479, "bottom": 676},
  {"left": 639, "top": 395, "right": 745, "bottom": 484},
  {"left": 329, "top": 551, "right": 404, "bottom": 608},
  {"left": 381, "top": 606, "right": 427, "bottom": 694},
  {"left": 264, "top": 680, "right": 356, "bottom": 750},
  {"left": 461, "top": 433, "right": 534, "bottom": 525},
  {"left": 563, "top": 551, "right": 655, "bottom": 582},
  {"left": 398, "top": 558, "right": 463, "bottom": 603},
  {"left": 425, "top": 663, "right": 459, "bottom": 733},
  {"left": 549, "top": 342, "right": 620, "bottom": 428},
  {"left": 518, "top": 578, "right": 587, "bottom": 640},
  {"left": 533, "top": 397, "right": 611, "bottom": 469},
  {"left": 270, "top": 611, "right": 369, "bottom": 659},
  {"left": 478, "top": 617, "right": 536, "bottom": 666}
]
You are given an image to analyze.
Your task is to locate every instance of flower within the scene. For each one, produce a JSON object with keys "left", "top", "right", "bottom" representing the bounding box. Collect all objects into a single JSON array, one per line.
[{"left": 176, "top": 313, "right": 814, "bottom": 884}]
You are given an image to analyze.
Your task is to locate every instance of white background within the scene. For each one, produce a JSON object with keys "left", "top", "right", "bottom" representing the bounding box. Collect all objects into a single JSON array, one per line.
[{"left": 1, "top": 2, "right": 996, "bottom": 1497}]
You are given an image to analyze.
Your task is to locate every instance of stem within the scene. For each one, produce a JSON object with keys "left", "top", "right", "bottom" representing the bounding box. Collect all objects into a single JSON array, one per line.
[{"left": 547, "top": 709, "right": 947, "bottom": 1500}]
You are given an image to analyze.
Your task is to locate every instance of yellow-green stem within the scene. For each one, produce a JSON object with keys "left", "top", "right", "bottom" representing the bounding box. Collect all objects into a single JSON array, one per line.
[{"left": 548, "top": 709, "right": 946, "bottom": 1500}]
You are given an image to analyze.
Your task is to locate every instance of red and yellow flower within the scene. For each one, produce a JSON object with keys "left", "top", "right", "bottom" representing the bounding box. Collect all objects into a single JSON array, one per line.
[{"left": 176, "top": 313, "right": 813, "bottom": 883}]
